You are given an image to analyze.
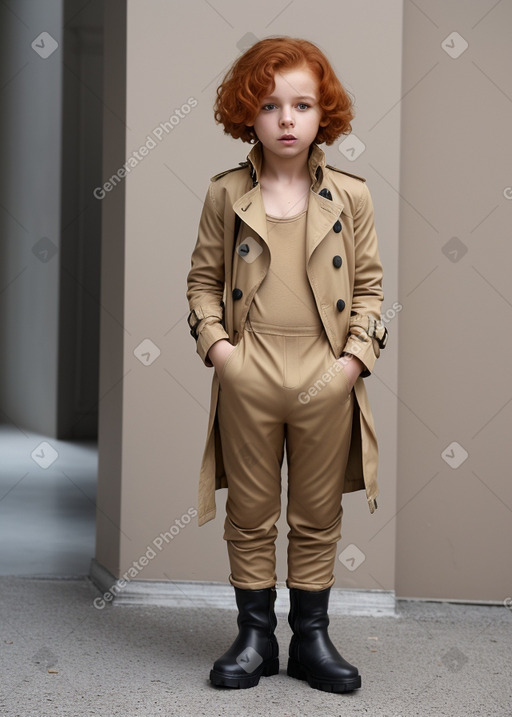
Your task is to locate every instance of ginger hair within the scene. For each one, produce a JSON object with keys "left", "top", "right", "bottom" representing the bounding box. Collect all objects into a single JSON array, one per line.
[{"left": 214, "top": 36, "right": 354, "bottom": 145}]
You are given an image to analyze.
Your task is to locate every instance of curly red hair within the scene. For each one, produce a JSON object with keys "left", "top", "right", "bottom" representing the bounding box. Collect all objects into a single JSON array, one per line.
[{"left": 214, "top": 37, "right": 354, "bottom": 145}]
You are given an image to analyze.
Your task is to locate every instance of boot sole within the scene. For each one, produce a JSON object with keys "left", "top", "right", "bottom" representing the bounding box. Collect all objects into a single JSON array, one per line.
[
  {"left": 287, "top": 658, "right": 361, "bottom": 693},
  {"left": 210, "top": 658, "right": 279, "bottom": 689}
]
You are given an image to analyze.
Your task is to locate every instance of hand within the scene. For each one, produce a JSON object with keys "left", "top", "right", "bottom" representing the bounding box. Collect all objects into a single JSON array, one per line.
[
  {"left": 208, "top": 339, "right": 237, "bottom": 373},
  {"left": 337, "top": 353, "right": 365, "bottom": 392}
]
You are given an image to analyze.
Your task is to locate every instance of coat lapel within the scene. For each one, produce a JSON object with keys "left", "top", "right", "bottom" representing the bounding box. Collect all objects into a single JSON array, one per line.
[
  {"left": 232, "top": 142, "right": 344, "bottom": 260},
  {"left": 233, "top": 185, "right": 269, "bottom": 246},
  {"left": 306, "top": 191, "right": 344, "bottom": 262}
]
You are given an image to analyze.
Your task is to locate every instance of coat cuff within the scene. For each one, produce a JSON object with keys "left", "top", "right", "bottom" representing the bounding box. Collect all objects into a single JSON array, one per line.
[
  {"left": 342, "top": 331, "right": 379, "bottom": 377},
  {"left": 196, "top": 320, "right": 230, "bottom": 366}
]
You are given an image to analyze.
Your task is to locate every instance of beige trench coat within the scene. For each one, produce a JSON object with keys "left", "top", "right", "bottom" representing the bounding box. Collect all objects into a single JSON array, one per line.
[{"left": 187, "top": 142, "right": 386, "bottom": 526}]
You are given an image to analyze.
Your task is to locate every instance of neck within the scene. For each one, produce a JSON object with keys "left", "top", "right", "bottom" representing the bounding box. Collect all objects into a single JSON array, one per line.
[{"left": 259, "top": 145, "right": 312, "bottom": 184}]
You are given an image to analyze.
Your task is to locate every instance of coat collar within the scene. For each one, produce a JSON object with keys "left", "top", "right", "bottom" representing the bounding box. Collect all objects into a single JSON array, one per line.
[
  {"left": 233, "top": 142, "right": 344, "bottom": 262},
  {"left": 245, "top": 140, "right": 326, "bottom": 189}
]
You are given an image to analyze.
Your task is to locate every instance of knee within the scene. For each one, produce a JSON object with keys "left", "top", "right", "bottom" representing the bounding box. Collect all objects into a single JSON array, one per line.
[
  {"left": 224, "top": 515, "right": 279, "bottom": 543},
  {"left": 288, "top": 509, "right": 342, "bottom": 542}
]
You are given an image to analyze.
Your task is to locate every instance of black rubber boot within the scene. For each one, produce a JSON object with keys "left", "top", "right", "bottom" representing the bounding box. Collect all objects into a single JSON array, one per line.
[
  {"left": 209, "top": 587, "right": 279, "bottom": 688},
  {"left": 287, "top": 587, "right": 361, "bottom": 693}
]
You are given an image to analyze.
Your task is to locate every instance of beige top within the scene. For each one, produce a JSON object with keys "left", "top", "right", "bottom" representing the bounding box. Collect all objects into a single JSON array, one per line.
[{"left": 248, "top": 208, "right": 323, "bottom": 330}]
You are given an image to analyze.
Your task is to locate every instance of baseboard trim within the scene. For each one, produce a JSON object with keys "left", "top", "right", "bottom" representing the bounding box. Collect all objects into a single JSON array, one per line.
[{"left": 89, "top": 559, "right": 396, "bottom": 616}]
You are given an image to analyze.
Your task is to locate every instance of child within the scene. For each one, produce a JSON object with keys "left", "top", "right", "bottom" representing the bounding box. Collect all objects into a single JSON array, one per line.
[{"left": 186, "top": 36, "right": 387, "bottom": 693}]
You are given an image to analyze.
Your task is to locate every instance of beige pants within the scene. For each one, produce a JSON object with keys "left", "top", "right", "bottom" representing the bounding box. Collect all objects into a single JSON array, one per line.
[{"left": 217, "top": 319, "right": 354, "bottom": 591}]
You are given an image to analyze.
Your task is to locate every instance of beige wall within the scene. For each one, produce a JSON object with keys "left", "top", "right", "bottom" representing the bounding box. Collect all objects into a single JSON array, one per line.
[
  {"left": 396, "top": 0, "right": 512, "bottom": 600},
  {"left": 98, "top": 0, "right": 512, "bottom": 602},
  {"left": 97, "top": 0, "right": 512, "bottom": 601},
  {"left": 96, "top": 0, "right": 401, "bottom": 593}
]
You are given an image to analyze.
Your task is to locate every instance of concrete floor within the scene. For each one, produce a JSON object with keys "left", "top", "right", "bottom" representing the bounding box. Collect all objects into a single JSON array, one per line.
[
  {"left": 1, "top": 424, "right": 511, "bottom": 715},
  {"left": 1, "top": 576, "right": 511, "bottom": 717},
  {"left": 0, "top": 425, "right": 97, "bottom": 577}
]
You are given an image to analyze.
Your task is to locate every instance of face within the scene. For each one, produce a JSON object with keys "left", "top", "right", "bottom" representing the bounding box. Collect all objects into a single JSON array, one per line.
[{"left": 250, "top": 66, "right": 325, "bottom": 160}]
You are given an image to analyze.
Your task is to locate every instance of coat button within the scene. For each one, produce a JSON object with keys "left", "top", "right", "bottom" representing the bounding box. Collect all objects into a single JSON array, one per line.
[
  {"left": 333, "top": 220, "right": 342, "bottom": 233},
  {"left": 237, "top": 243, "right": 249, "bottom": 257},
  {"left": 336, "top": 299, "right": 346, "bottom": 312},
  {"left": 319, "top": 188, "right": 332, "bottom": 200},
  {"left": 232, "top": 288, "right": 243, "bottom": 301},
  {"left": 333, "top": 255, "right": 342, "bottom": 268}
]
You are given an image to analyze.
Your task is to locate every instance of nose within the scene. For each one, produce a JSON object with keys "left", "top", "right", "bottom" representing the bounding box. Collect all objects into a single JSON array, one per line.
[{"left": 279, "top": 106, "right": 294, "bottom": 127}]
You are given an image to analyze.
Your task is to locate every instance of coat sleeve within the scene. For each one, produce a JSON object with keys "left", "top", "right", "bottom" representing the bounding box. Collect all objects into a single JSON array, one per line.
[
  {"left": 342, "top": 182, "right": 385, "bottom": 376},
  {"left": 186, "top": 182, "right": 230, "bottom": 367}
]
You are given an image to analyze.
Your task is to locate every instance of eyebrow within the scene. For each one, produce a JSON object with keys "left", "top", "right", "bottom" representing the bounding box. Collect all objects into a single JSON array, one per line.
[{"left": 262, "top": 94, "right": 317, "bottom": 102}]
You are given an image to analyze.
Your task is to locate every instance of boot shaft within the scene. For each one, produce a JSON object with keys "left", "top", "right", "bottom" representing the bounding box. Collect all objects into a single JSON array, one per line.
[
  {"left": 288, "top": 586, "right": 331, "bottom": 636},
  {"left": 210, "top": 587, "right": 279, "bottom": 688},
  {"left": 286, "top": 586, "right": 361, "bottom": 692},
  {"left": 235, "top": 586, "right": 277, "bottom": 635}
]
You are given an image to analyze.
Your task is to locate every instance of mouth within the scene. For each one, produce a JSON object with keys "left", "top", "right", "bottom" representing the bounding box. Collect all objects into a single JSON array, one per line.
[{"left": 279, "top": 134, "right": 297, "bottom": 142}]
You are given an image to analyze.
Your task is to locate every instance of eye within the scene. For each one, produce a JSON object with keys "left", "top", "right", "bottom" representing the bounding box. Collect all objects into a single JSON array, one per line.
[
  {"left": 262, "top": 103, "right": 276, "bottom": 111},
  {"left": 297, "top": 103, "right": 310, "bottom": 110}
]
